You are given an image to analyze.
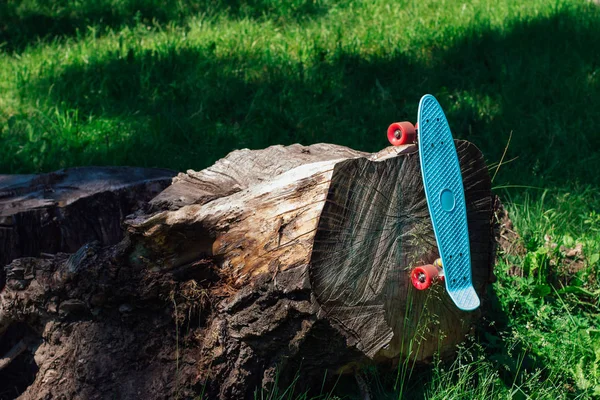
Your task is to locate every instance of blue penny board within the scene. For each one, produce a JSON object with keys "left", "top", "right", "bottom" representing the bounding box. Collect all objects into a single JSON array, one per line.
[{"left": 417, "top": 94, "right": 480, "bottom": 311}]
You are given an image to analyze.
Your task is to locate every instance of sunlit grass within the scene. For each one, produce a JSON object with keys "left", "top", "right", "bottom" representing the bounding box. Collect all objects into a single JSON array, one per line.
[{"left": 2, "top": 0, "right": 599, "bottom": 183}]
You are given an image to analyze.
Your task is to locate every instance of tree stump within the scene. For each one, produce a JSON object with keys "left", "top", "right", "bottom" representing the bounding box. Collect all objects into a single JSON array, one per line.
[{"left": 0, "top": 142, "right": 496, "bottom": 399}]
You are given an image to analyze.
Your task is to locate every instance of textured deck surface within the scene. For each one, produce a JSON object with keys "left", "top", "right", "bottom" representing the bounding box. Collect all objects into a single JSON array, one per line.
[{"left": 417, "top": 94, "right": 480, "bottom": 311}]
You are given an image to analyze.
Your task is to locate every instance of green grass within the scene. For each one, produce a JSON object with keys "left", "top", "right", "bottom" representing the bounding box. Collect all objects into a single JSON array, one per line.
[{"left": 2, "top": 0, "right": 600, "bottom": 398}]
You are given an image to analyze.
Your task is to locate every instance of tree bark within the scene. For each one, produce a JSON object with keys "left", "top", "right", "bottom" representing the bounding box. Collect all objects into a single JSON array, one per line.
[{"left": 0, "top": 142, "right": 496, "bottom": 399}]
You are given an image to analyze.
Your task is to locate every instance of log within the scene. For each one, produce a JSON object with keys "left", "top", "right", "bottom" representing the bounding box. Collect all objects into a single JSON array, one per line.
[
  {"left": 0, "top": 142, "right": 496, "bottom": 399},
  {"left": 0, "top": 167, "right": 176, "bottom": 284}
]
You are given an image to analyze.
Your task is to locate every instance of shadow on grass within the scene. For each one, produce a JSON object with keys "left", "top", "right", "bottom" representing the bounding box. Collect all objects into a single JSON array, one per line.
[
  {"left": 9, "top": 5, "right": 600, "bottom": 188},
  {"left": 0, "top": 0, "right": 333, "bottom": 52}
]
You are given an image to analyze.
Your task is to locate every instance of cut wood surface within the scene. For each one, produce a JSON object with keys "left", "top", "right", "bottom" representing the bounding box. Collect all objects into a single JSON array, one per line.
[{"left": 0, "top": 143, "right": 497, "bottom": 399}]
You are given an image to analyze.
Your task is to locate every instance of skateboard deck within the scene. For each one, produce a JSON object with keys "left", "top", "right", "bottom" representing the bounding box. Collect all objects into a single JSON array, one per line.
[{"left": 417, "top": 94, "right": 480, "bottom": 311}]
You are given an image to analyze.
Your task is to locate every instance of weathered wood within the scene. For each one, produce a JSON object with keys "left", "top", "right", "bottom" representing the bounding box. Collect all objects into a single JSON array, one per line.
[
  {"left": 149, "top": 143, "right": 367, "bottom": 211},
  {"left": 0, "top": 167, "right": 176, "bottom": 277},
  {"left": 125, "top": 140, "right": 494, "bottom": 395},
  {"left": 0, "top": 339, "right": 27, "bottom": 371},
  {"left": 0, "top": 142, "right": 496, "bottom": 399}
]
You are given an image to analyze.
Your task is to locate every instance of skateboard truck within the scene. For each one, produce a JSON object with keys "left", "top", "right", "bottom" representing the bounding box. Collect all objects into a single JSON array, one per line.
[{"left": 386, "top": 95, "right": 481, "bottom": 311}]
